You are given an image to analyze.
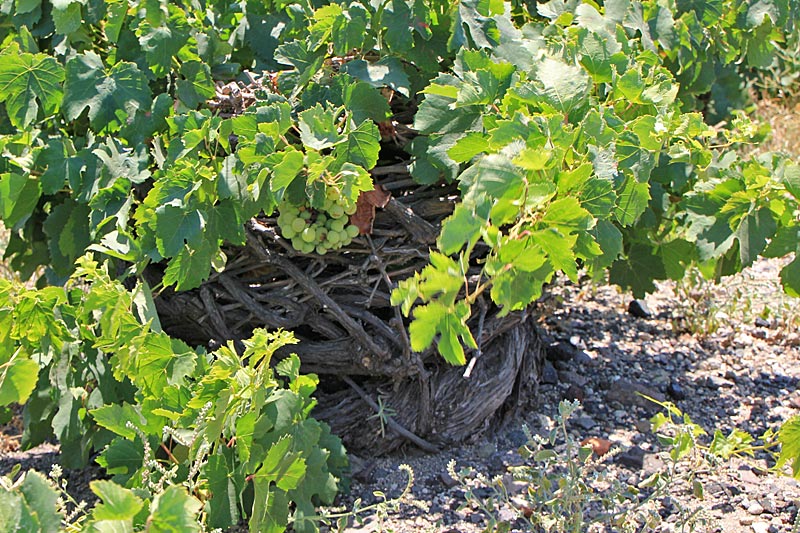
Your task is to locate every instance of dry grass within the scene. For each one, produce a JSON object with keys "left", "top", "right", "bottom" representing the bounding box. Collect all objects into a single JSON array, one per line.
[{"left": 751, "top": 95, "right": 800, "bottom": 158}]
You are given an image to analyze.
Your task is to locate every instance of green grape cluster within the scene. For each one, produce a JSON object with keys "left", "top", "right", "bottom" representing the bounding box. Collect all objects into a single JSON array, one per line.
[{"left": 276, "top": 189, "right": 360, "bottom": 254}]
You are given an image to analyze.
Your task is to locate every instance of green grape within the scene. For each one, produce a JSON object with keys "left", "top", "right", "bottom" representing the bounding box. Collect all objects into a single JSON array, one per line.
[
  {"left": 329, "top": 218, "right": 346, "bottom": 232},
  {"left": 282, "top": 227, "right": 297, "bottom": 240},
  {"left": 301, "top": 227, "right": 316, "bottom": 243},
  {"left": 344, "top": 202, "right": 357, "bottom": 215},
  {"left": 291, "top": 217, "right": 306, "bottom": 233},
  {"left": 299, "top": 209, "right": 311, "bottom": 220},
  {"left": 316, "top": 244, "right": 328, "bottom": 255},
  {"left": 327, "top": 231, "right": 340, "bottom": 244},
  {"left": 302, "top": 242, "right": 315, "bottom": 254},
  {"left": 346, "top": 225, "right": 360, "bottom": 238},
  {"left": 326, "top": 187, "right": 339, "bottom": 200},
  {"left": 328, "top": 204, "right": 345, "bottom": 218},
  {"left": 291, "top": 237, "right": 305, "bottom": 250},
  {"left": 316, "top": 213, "right": 327, "bottom": 224}
]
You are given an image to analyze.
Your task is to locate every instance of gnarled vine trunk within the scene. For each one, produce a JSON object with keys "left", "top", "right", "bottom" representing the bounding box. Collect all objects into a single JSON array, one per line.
[{"left": 153, "top": 175, "right": 544, "bottom": 454}]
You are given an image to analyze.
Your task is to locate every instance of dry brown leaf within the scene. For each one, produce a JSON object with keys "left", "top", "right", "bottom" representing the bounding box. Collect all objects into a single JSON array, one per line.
[
  {"left": 581, "top": 437, "right": 612, "bottom": 456},
  {"left": 351, "top": 184, "right": 391, "bottom": 235}
]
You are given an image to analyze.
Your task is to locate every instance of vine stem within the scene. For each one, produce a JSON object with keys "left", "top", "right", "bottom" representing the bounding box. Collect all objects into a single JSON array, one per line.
[{"left": 341, "top": 375, "right": 439, "bottom": 453}]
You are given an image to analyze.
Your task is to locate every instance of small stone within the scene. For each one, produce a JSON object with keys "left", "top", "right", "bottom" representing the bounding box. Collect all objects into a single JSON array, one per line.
[
  {"left": 704, "top": 375, "right": 733, "bottom": 389},
  {"left": 469, "top": 512, "right": 484, "bottom": 524},
  {"left": 740, "top": 516, "right": 755, "bottom": 526},
  {"left": 564, "top": 384, "right": 586, "bottom": 403},
  {"left": 618, "top": 446, "right": 646, "bottom": 470},
  {"left": 573, "top": 350, "right": 595, "bottom": 366},
  {"left": 506, "top": 429, "right": 528, "bottom": 448},
  {"left": 666, "top": 381, "right": 685, "bottom": 401},
  {"left": 755, "top": 317, "right": 771, "bottom": 328},
  {"left": 501, "top": 474, "right": 529, "bottom": 495},
  {"left": 605, "top": 380, "right": 665, "bottom": 409},
  {"left": 497, "top": 508, "right": 518, "bottom": 523},
  {"left": 476, "top": 442, "right": 496, "bottom": 459},
  {"left": 628, "top": 299, "right": 653, "bottom": 318},
  {"left": 547, "top": 341, "right": 578, "bottom": 362},
  {"left": 541, "top": 361, "right": 559, "bottom": 385},
  {"left": 574, "top": 416, "right": 596, "bottom": 430},
  {"left": 751, "top": 522, "right": 770, "bottom": 533},
  {"left": 760, "top": 498, "right": 776, "bottom": 514},
  {"left": 739, "top": 469, "right": 760, "bottom": 484},
  {"left": 748, "top": 501, "right": 765, "bottom": 515},
  {"left": 789, "top": 395, "right": 800, "bottom": 410},
  {"left": 634, "top": 419, "right": 651, "bottom": 433},
  {"left": 558, "top": 370, "right": 588, "bottom": 387}
]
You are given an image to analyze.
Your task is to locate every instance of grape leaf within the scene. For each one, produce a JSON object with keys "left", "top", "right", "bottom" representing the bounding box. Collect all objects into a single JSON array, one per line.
[
  {"left": 148, "top": 486, "right": 202, "bottom": 532},
  {"left": 96, "top": 438, "right": 145, "bottom": 483},
  {"left": 512, "top": 57, "right": 591, "bottom": 119},
  {"left": 783, "top": 162, "right": 800, "bottom": 200},
  {"left": 342, "top": 79, "right": 392, "bottom": 122},
  {"left": 587, "top": 219, "right": 623, "bottom": 271},
  {"left": 162, "top": 240, "right": 218, "bottom": 291},
  {"left": 254, "top": 435, "right": 307, "bottom": 491},
  {"left": 270, "top": 149, "right": 305, "bottom": 193},
  {"left": 204, "top": 453, "right": 241, "bottom": 528},
  {"left": 62, "top": 52, "right": 152, "bottom": 132},
  {"left": 735, "top": 207, "right": 776, "bottom": 266},
  {"left": 409, "top": 301, "right": 475, "bottom": 365},
  {"left": 609, "top": 243, "right": 667, "bottom": 297},
  {"left": 334, "top": 120, "right": 380, "bottom": 170},
  {"left": 90, "top": 480, "right": 144, "bottom": 521},
  {"left": 0, "top": 44, "right": 64, "bottom": 128},
  {"left": 19, "top": 471, "right": 62, "bottom": 533},
  {"left": 91, "top": 403, "right": 144, "bottom": 440},
  {"left": 449, "top": 0, "right": 501, "bottom": 50},
  {"left": 531, "top": 228, "right": 579, "bottom": 281},
  {"left": 615, "top": 177, "right": 650, "bottom": 226},
  {"left": 298, "top": 104, "right": 346, "bottom": 150},
  {"left": 414, "top": 74, "right": 483, "bottom": 134},
  {"left": 777, "top": 415, "right": 800, "bottom": 478},
  {"left": 438, "top": 203, "right": 485, "bottom": 255},
  {"left": 136, "top": 8, "right": 191, "bottom": 78},
  {"left": 154, "top": 204, "right": 205, "bottom": 258},
  {"left": 763, "top": 226, "right": 799, "bottom": 258},
  {"left": 491, "top": 264, "right": 552, "bottom": 315},
  {"left": 42, "top": 200, "right": 91, "bottom": 278},
  {"left": 382, "top": 0, "right": 414, "bottom": 52},
  {"left": 52, "top": 0, "right": 83, "bottom": 34},
  {"left": 780, "top": 254, "right": 800, "bottom": 298},
  {"left": 177, "top": 60, "right": 216, "bottom": 109},
  {"left": 0, "top": 351, "right": 38, "bottom": 405},
  {"left": 0, "top": 173, "right": 41, "bottom": 230}
]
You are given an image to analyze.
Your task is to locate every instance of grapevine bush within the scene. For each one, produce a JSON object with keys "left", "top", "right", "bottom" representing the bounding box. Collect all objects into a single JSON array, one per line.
[{"left": 0, "top": 0, "right": 800, "bottom": 531}]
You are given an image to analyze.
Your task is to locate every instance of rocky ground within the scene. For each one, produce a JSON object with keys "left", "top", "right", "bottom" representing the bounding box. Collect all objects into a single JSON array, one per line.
[{"left": 334, "top": 257, "right": 800, "bottom": 533}]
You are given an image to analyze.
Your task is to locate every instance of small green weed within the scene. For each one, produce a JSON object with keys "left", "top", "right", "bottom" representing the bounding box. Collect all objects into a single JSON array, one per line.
[{"left": 451, "top": 399, "right": 798, "bottom": 533}]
